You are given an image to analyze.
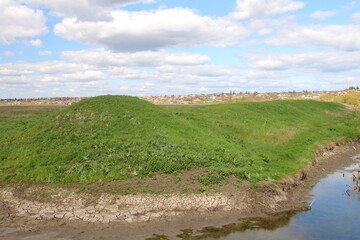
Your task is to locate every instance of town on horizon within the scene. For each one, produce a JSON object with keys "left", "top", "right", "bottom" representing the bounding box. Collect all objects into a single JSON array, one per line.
[{"left": 1, "top": 87, "right": 359, "bottom": 105}]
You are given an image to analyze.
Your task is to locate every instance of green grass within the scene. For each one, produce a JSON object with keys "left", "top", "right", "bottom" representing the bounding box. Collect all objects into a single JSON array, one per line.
[
  {"left": 0, "top": 96, "right": 359, "bottom": 185},
  {"left": 0, "top": 106, "right": 65, "bottom": 134}
]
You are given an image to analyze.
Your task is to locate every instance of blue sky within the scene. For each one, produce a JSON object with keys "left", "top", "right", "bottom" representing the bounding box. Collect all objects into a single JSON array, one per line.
[{"left": 1, "top": 0, "right": 360, "bottom": 98}]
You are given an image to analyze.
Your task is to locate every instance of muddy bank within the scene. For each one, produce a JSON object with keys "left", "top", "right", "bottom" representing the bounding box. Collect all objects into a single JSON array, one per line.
[
  {"left": 0, "top": 189, "right": 251, "bottom": 224},
  {"left": 1, "top": 140, "right": 360, "bottom": 240}
]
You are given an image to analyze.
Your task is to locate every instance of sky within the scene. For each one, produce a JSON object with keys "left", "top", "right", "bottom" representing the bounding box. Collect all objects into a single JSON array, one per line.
[{"left": 1, "top": 0, "right": 360, "bottom": 98}]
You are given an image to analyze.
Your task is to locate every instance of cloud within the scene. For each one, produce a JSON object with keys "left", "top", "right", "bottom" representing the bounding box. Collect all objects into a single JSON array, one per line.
[
  {"left": 89, "top": 0, "right": 155, "bottom": 7},
  {"left": 351, "top": 12, "right": 360, "bottom": 24},
  {"left": 343, "top": 1, "right": 357, "bottom": 10},
  {"left": 155, "top": 65, "right": 240, "bottom": 77},
  {"left": 106, "top": 67, "right": 154, "bottom": 80},
  {"left": 0, "top": 0, "right": 47, "bottom": 44},
  {"left": 0, "top": 66, "right": 109, "bottom": 89},
  {"left": 0, "top": 57, "right": 246, "bottom": 97},
  {"left": 265, "top": 24, "right": 360, "bottom": 51},
  {"left": 0, "top": 55, "right": 353, "bottom": 98},
  {"left": 0, "top": 61, "right": 91, "bottom": 75},
  {"left": 248, "top": 15, "right": 296, "bottom": 37},
  {"left": 60, "top": 70, "right": 107, "bottom": 82},
  {"left": 38, "top": 50, "right": 52, "bottom": 56},
  {"left": 23, "top": 0, "right": 156, "bottom": 20},
  {"left": 231, "top": 0, "right": 305, "bottom": 20},
  {"left": 1, "top": 51, "right": 15, "bottom": 57},
  {"left": 247, "top": 51, "right": 360, "bottom": 72},
  {"left": 1, "top": 51, "right": 23, "bottom": 57},
  {"left": 61, "top": 49, "right": 211, "bottom": 67},
  {"left": 29, "top": 39, "right": 43, "bottom": 47},
  {"left": 320, "top": 75, "right": 360, "bottom": 85},
  {"left": 0, "top": 79, "right": 124, "bottom": 98},
  {"left": 311, "top": 10, "right": 337, "bottom": 20},
  {"left": 0, "top": 59, "right": 154, "bottom": 87},
  {"left": 54, "top": 8, "right": 248, "bottom": 51}
]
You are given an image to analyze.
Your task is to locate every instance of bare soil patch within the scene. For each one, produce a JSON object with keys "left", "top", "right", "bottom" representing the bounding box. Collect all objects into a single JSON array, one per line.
[{"left": 1, "top": 140, "right": 360, "bottom": 240}]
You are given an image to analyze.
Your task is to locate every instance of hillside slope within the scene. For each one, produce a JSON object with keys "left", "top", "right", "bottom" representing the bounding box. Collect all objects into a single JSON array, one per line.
[{"left": 0, "top": 96, "right": 359, "bottom": 184}]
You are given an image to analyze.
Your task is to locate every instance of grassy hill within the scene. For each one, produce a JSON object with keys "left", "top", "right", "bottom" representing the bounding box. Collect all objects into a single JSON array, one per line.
[{"left": 0, "top": 96, "right": 359, "bottom": 185}]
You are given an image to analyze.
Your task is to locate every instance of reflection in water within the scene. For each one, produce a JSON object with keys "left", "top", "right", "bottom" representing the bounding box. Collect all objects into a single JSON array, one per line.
[
  {"left": 161, "top": 155, "right": 360, "bottom": 240},
  {"left": 174, "top": 209, "right": 308, "bottom": 240},
  {"left": 210, "top": 157, "right": 360, "bottom": 240}
]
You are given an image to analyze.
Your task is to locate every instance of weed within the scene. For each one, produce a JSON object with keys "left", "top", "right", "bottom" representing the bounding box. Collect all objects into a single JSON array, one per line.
[
  {"left": 318, "top": 91, "right": 360, "bottom": 106},
  {"left": 0, "top": 96, "right": 359, "bottom": 187},
  {"left": 199, "top": 173, "right": 224, "bottom": 186}
]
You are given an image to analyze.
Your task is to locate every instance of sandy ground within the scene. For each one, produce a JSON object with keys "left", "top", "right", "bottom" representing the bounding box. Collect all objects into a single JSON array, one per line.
[{"left": 1, "top": 140, "right": 359, "bottom": 240}]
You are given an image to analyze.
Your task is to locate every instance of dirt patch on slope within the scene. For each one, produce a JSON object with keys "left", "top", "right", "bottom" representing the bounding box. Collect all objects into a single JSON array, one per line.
[{"left": 1, "top": 140, "right": 360, "bottom": 240}]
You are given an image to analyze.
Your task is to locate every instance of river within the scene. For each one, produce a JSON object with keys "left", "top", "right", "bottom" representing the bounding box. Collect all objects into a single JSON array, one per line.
[
  {"left": 200, "top": 154, "right": 360, "bottom": 240},
  {"left": 1, "top": 153, "right": 359, "bottom": 240}
]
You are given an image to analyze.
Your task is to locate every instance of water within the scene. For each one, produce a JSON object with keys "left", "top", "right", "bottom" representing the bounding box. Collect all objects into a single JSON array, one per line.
[
  {"left": 205, "top": 155, "right": 360, "bottom": 240},
  {"left": 1, "top": 155, "right": 359, "bottom": 240}
]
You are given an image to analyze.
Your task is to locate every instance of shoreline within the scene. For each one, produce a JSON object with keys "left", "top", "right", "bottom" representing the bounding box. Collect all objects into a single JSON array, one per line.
[{"left": 1, "top": 140, "right": 360, "bottom": 239}]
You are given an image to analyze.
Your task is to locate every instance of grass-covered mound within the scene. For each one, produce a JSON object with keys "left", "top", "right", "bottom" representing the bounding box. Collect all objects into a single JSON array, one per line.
[{"left": 0, "top": 96, "right": 359, "bottom": 184}]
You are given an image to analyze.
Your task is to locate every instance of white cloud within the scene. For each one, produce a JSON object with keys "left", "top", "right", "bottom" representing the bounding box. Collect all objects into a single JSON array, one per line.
[
  {"left": 155, "top": 65, "right": 239, "bottom": 77},
  {"left": 23, "top": 0, "right": 156, "bottom": 20},
  {"left": 61, "top": 70, "right": 107, "bottom": 82},
  {"left": 232, "top": 0, "right": 305, "bottom": 20},
  {"left": 6, "top": 0, "right": 360, "bottom": 98},
  {"left": 343, "top": 1, "right": 357, "bottom": 10},
  {"left": 311, "top": 10, "right": 337, "bottom": 20},
  {"left": 351, "top": 12, "right": 360, "bottom": 24},
  {"left": 1, "top": 51, "right": 15, "bottom": 57},
  {"left": 1, "top": 55, "right": 353, "bottom": 98},
  {"left": 320, "top": 75, "right": 360, "bottom": 85},
  {"left": 61, "top": 49, "right": 211, "bottom": 67},
  {"left": 265, "top": 24, "right": 360, "bottom": 51},
  {"left": 54, "top": 8, "right": 248, "bottom": 50},
  {"left": 38, "top": 50, "right": 52, "bottom": 56},
  {"left": 106, "top": 67, "right": 154, "bottom": 80},
  {"left": 0, "top": 69, "right": 107, "bottom": 87},
  {"left": 29, "top": 39, "right": 43, "bottom": 47},
  {"left": 247, "top": 15, "right": 296, "bottom": 37},
  {"left": 0, "top": 0, "right": 47, "bottom": 44},
  {"left": 1, "top": 51, "right": 23, "bottom": 57},
  {"left": 248, "top": 51, "right": 360, "bottom": 72},
  {"left": 0, "top": 57, "right": 247, "bottom": 97},
  {"left": 257, "top": 28, "right": 274, "bottom": 36},
  {"left": 0, "top": 59, "right": 155, "bottom": 87},
  {"left": 0, "top": 61, "right": 91, "bottom": 75},
  {"left": 88, "top": 0, "right": 154, "bottom": 7}
]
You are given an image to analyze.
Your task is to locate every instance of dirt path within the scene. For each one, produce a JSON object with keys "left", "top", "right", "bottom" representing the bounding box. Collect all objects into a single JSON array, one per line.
[{"left": 1, "top": 141, "right": 360, "bottom": 240}]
